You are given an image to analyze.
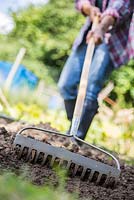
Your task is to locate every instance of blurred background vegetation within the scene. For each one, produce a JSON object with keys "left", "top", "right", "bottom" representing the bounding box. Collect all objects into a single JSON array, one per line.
[
  {"left": 0, "top": 0, "right": 133, "bottom": 105},
  {"left": 0, "top": 0, "right": 134, "bottom": 198},
  {"left": 0, "top": 172, "right": 77, "bottom": 200}
]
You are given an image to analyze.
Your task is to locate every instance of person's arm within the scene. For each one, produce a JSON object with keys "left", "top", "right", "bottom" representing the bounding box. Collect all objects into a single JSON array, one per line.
[
  {"left": 86, "top": 15, "right": 115, "bottom": 44},
  {"left": 75, "top": 0, "right": 91, "bottom": 13},
  {"left": 86, "top": 0, "right": 132, "bottom": 44},
  {"left": 102, "top": 0, "right": 132, "bottom": 25},
  {"left": 99, "top": 16, "right": 115, "bottom": 33},
  {"left": 75, "top": 0, "right": 101, "bottom": 21}
]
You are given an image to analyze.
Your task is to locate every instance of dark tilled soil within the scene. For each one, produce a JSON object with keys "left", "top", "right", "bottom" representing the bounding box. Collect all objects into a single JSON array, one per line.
[{"left": 0, "top": 118, "right": 134, "bottom": 200}]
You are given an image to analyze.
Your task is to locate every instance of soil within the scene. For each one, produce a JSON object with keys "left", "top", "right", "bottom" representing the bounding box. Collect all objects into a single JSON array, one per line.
[{"left": 0, "top": 117, "right": 134, "bottom": 200}]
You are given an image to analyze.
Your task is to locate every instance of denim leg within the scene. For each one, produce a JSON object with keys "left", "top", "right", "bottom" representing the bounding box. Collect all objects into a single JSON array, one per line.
[
  {"left": 58, "top": 44, "right": 87, "bottom": 100},
  {"left": 58, "top": 42, "right": 114, "bottom": 101},
  {"left": 86, "top": 43, "right": 114, "bottom": 101}
]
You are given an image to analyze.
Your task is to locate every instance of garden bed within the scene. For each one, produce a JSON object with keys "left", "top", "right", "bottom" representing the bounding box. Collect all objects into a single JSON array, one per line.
[{"left": 0, "top": 118, "right": 134, "bottom": 200}]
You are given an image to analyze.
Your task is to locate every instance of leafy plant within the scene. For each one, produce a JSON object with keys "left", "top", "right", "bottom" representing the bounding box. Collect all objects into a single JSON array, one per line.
[{"left": 110, "top": 60, "right": 134, "bottom": 108}]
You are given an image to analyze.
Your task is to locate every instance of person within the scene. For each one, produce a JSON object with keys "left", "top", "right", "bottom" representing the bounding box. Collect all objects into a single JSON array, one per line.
[{"left": 58, "top": 0, "right": 134, "bottom": 141}]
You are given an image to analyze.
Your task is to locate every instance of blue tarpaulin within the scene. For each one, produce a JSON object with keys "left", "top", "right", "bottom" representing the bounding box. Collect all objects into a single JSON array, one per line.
[{"left": 0, "top": 61, "right": 38, "bottom": 90}]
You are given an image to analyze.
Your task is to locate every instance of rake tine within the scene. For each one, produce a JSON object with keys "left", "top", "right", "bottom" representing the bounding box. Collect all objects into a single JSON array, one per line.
[
  {"left": 103, "top": 176, "right": 110, "bottom": 187},
  {"left": 66, "top": 161, "right": 72, "bottom": 170},
  {"left": 88, "top": 170, "right": 95, "bottom": 182},
  {"left": 34, "top": 152, "right": 40, "bottom": 163},
  {"left": 25, "top": 148, "right": 32, "bottom": 161},
  {"left": 80, "top": 168, "right": 87, "bottom": 179},
  {"left": 41, "top": 154, "right": 48, "bottom": 165},
  {"left": 73, "top": 164, "right": 79, "bottom": 176},
  {"left": 28, "top": 149, "right": 36, "bottom": 163},
  {"left": 59, "top": 159, "right": 64, "bottom": 167},
  {"left": 17, "top": 146, "right": 24, "bottom": 159},
  {"left": 96, "top": 173, "right": 102, "bottom": 185},
  {"left": 50, "top": 156, "right": 56, "bottom": 167},
  {"left": 59, "top": 159, "right": 69, "bottom": 169}
]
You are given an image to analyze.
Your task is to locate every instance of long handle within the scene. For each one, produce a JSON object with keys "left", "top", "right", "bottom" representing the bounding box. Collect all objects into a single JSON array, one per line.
[{"left": 70, "top": 16, "right": 99, "bottom": 136}]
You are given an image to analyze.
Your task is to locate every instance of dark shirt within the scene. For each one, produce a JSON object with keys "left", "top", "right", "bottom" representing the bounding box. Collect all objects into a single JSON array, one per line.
[{"left": 96, "top": 0, "right": 102, "bottom": 11}]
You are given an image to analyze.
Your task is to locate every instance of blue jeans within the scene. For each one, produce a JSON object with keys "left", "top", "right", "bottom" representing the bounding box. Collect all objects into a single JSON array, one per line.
[{"left": 58, "top": 42, "right": 114, "bottom": 101}]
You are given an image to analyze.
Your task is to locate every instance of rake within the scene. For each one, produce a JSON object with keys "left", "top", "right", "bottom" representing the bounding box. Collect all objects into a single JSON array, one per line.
[{"left": 13, "top": 17, "right": 120, "bottom": 186}]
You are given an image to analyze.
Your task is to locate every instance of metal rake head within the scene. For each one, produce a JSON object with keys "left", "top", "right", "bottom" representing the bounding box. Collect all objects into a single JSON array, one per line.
[{"left": 13, "top": 127, "right": 121, "bottom": 187}]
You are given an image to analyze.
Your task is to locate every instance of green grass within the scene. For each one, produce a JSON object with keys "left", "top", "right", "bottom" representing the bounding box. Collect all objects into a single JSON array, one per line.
[{"left": 0, "top": 172, "right": 77, "bottom": 200}]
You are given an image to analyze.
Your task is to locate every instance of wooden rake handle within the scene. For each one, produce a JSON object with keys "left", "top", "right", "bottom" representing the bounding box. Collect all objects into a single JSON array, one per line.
[{"left": 73, "top": 16, "right": 99, "bottom": 119}]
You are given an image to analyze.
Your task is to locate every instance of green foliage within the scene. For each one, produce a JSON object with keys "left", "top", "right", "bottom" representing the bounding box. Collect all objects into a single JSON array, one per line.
[
  {"left": 11, "top": 101, "right": 69, "bottom": 131},
  {"left": 110, "top": 60, "right": 134, "bottom": 108},
  {"left": 0, "top": 173, "right": 76, "bottom": 200},
  {"left": 10, "top": 0, "right": 84, "bottom": 80},
  {"left": 86, "top": 107, "right": 134, "bottom": 158}
]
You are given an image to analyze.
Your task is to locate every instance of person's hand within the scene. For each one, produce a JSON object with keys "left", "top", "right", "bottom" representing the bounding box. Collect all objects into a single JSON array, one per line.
[
  {"left": 86, "top": 25, "right": 105, "bottom": 45},
  {"left": 89, "top": 6, "right": 101, "bottom": 22},
  {"left": 82, "top": 3, "right": 101, "bottom": 22}
]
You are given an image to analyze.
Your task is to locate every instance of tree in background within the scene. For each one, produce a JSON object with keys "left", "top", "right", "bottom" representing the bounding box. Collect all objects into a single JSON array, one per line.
[{"left": 11, "top": 0, "right": 84, "bottom": 79}]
